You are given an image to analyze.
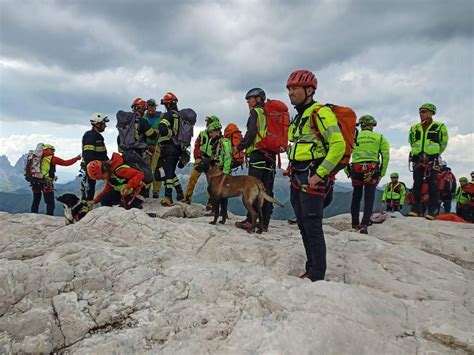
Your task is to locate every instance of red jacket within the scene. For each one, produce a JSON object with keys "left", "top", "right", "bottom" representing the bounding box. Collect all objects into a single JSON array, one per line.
[
  {"left": 43, "top": 149, "right": 81, "bottom": 167},
  {"left": 33, "top": 150, "right": 80, "bottom": 192},
  {"left": 94, "top": 153, "right": 144, "bottom": 203},
  {"left": 193, "top": 135, "right": 202, "bottom": 160}
]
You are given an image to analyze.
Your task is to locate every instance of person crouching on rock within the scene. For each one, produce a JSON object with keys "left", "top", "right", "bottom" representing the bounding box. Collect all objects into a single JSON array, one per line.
[{"left": 86, "top": 152, "right": 145, "bottom": 210}]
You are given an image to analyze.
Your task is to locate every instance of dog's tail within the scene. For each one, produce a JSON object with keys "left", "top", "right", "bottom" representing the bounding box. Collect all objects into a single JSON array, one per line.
[{"left": 258, "top": 181, "right": 284, "bottom": 207}]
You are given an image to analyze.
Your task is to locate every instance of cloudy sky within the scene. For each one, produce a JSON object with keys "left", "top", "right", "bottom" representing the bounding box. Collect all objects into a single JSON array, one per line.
[{"left": 1, "top": 0, "right": 473, "bottom": 183}]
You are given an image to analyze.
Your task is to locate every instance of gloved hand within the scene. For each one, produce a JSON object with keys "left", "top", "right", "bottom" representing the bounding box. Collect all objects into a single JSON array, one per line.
[{"left": 120, "top": 188, "right": 130, "bottom": 199}]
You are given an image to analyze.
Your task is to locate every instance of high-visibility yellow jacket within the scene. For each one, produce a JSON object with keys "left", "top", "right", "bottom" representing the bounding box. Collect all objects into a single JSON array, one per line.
[
  {"left": 288, "top": 102, "right": 346, "bottom": 177},
  {"left": 408, "top": 120, "right": 448, "bottom": 156},
  {"left": 382, "top": 181, "right": 406, "bottom": 204},
  {"left": 351, "top": 129, "right": 390, "bottom": 177}
]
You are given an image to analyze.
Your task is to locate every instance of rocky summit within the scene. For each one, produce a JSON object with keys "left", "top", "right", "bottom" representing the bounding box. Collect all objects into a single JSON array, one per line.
[{"left": 0, "top": 201, "right": 472, "bottom": 354}]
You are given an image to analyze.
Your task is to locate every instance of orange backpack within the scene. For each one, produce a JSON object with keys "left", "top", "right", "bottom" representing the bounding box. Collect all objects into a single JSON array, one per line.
[
  {"left": 311, "top": 104, "right": 357, "bottom": 172},
  {"left": 224, "top": 123, "right": 245, "bottom": 166}
]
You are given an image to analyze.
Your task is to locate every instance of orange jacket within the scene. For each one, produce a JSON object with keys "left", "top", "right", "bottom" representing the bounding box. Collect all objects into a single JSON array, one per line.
[{"left": 94, "top": 153, "right": 144, "bottom": 203}]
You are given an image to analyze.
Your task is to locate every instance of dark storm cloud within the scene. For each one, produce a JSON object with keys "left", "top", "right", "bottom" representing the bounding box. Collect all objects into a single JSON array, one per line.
[{"left": 0, "top": 0, "right": 473, "bottom": 129}]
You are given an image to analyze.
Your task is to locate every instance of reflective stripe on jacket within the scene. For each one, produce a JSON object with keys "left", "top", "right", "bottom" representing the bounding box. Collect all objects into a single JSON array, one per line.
[
  {"left": 382, "top": 182, "right": 406, "bottom": 204},
  {"left": 245, "top": 108, "right": 267, "bottom": 154},
  {"left": 408, "top": 120, "right": 448, "bottom": 156},
  {"left": 351, "top": 129, "right": 390, "bottom": 177}
]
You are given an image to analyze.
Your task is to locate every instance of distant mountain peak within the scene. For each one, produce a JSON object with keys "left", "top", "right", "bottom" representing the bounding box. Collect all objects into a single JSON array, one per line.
[
  {"left": 0, "top": 155, "right": 12, "bottom": 169},
  {"left": 14, "top": 154, "right": 28, "bottom": 170}
]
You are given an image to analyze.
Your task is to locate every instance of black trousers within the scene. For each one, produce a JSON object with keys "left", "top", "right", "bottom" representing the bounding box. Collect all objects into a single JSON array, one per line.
[
  {"left": 81, "top": 173, "right": 97, "bottom": 201},
  {"left": 457, "top": 204, "right": 473, "bottom": 223},
  {"left": 351, "top": 184, "right": 376, "bottom": 227},
  {"left": 440, "top": 198, "right": 452, "bottom": 214},
  {"left": 160, "top": 143, "right": 184, "bottom": 200},
  {"left": 100, "top": 190, "right": 143, "bottom": 209},
  {"left": 291, "top": 186, "right": 326, "bottom": 281},
  {"left": 412, "top": 162, "right": 439, "bottom": 215},
  {"left": 385, "top": 199, "right": 401, "bottom": 212},
  {"left": 31, "top": 190, "right": 55, "bottom": 216},
  {"left": 245, "top": 151, "right": 276, "bottom": 228}
]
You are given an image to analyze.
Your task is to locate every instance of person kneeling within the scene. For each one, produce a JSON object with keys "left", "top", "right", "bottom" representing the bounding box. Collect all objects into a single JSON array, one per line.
[{"left": 87, "top": 152, "right": 145, "bottom": 210}]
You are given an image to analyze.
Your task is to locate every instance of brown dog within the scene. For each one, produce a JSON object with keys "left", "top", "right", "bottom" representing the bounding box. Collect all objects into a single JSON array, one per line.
[{"left": 195, "top": 159, "right": 283, "bottom": 233}]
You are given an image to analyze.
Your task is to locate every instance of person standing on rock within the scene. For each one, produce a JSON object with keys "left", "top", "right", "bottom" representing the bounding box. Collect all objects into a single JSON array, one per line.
[
  {"left": 143, "top": 98, "right": 163, "bottom": 199},
  {"left": 285, "top": 70, "right": 346, "bottom": 281},
  {"left": 455, "top": 177, "right": 473, "bottom": 222},
  {"left": 234, "top": 88, "right": 276, "bottom": 232},
  {"left": 158, "top": 92, "right": 186, "bottom": 206},
  {"left": 81, "top": 113, "right": 109, "bottom": 203},
  {"left": 407, "top": 103, "right": 448, "bottom": 220},
  {"left": 117, "top": 98, "right": 158, "bottom": 199},
  {"left": 182, "top": 115, "right": 220, "bottom": 206},
  {"left": 208, "top": 119, "right": 233, "bottom": 218},
  {"left": 30, "top": 144, "right": 81, "bottom": 215},
  {"left": 382, "top": 172, "right": 406, "bottom": 212},
  {"left": 347, "top": 115, "right": 390, "bottom": 233},
  {"left": 86, "top": 153, "right": 145, "bottom": 210}
]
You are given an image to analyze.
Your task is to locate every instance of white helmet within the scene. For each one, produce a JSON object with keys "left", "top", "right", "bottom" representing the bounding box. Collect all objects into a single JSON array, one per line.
[{"left": 90, "top": 112, "right": 109, "bottom": 125}]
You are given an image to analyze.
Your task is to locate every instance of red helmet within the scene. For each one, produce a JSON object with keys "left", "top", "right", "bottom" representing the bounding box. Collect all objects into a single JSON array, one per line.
[
  {"left": 286, "top": 70, "right": 317, "bottom": 89},
  {"left": 161, "top": 92, "right": 178, "bottom": 105},
  {"left": 131, "top": 98, "right": 147, "bottom": 111},
  {"left": 87, "top": 160, "right": 104, "bottom": 180}
]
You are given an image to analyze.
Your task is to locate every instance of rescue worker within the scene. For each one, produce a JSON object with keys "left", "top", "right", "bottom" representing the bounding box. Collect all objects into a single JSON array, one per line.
[
  {"left": 158, "top": 92, "right": 185, "bottom": 206},
  {"left": 208, "top": 120, "right": 233, "bottom": 217},
  {"left": 235, "top": 87, "right": 276, "bottom": 232},
  {"left": 31, "top": 145, "right": 81, "bottom": 215},
  {"left": 455, "top": 177, "right": 473, "bottom": 222},
  {"left": 408, "top": 103, "right": 448, "bottom": 219},
  {"left": 143, "top": 98, "right": 163, "bottom": 198},
  {"left": 182, "top": 115, "right": 220, "bottom": 206},
  {"left": 348, "top": 115, "right": 390, "bottom": 233},
  {"left": 86, "top": 152, "right": 145, "bottom": 209},
  {"left": 117, "top": 98, "right": 158, "bottom": 198},
  {"left": 382, "top": 172, "right": 406, "bottom": 212},
  {"left": 81, "top": 112, "right": 109, "bottom": 202},
  {"left": 438, "top": 163, "right": 456, "bottom": 213},
  {"left": 286, "top": 69, "right": 346, "bottom": 281}
]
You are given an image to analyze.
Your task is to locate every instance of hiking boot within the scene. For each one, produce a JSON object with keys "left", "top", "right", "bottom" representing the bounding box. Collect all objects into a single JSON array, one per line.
[
  {"left": 299, "top": 272, "right": 310, "bottom": 279},
  {"left": 407, "top": 211, "right": 420, "bottom": 217},
  {"left": 288, "top": 219, "right": 297, "bottom": 225},
  {"left": 359, "top": 225, "right": 368, "bottom": 234},
  {"left": 235, "top": 220, "right": 252, "bottom": 231},
  {"left": 160, "top": 197, "right": 174, "bottom": 207},
  {"left": 425, "top": 214, "right": 435, "bottom": 221},
  {"left": 205, "top": 202, "right": 213, "bottom": 211},
  {"left": 180, "top": 196, "right": 192, "bottom": 204},
  {"left": 152, "top": 192, "right": 159, "bottom": 199},
  {"left": 351, "top": 224, "right": 361, "bottom": 231}
]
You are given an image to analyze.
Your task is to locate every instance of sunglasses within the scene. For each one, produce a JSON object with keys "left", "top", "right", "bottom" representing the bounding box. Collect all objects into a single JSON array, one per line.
[{"left": 419, "top": 109, "right": 430, "bottom": 114}]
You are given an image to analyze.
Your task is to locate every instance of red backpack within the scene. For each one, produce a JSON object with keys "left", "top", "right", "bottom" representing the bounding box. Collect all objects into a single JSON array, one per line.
[
  {"left": 437, "top": 169, "right": 456, "bottom": 193},
  {"left": 311, "top": 104, "right": 357, "bottom": 172},
  {"left": 224, "top": 123, "right": 245, "bottom": 166},
  {"left": 255, "top": 100, "right": 290, "bottom": 166}
]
